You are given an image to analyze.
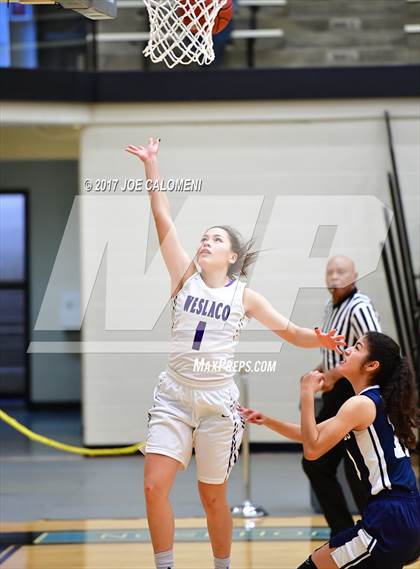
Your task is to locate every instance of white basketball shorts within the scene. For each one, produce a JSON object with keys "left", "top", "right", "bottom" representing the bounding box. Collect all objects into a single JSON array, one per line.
[{"left": 145, "top": 369, "right": 245, "bottom": 484}]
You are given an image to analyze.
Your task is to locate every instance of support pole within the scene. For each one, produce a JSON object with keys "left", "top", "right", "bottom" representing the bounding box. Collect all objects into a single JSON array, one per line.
[{"left": 231, "top": 367, "right": 268, "bottom": 519}]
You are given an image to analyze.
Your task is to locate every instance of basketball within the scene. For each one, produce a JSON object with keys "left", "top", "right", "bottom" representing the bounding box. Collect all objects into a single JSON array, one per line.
[
  {"left": 177, "top": 0, "right": 233, "bottom": 35},
  {"left": 212, "top": 0, "right": 233, "bottom": 35}
]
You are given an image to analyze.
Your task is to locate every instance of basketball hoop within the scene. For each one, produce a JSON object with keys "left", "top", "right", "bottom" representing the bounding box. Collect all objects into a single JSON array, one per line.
[{"left": 143, "top": 0, "right": 229, "bottom": 68}]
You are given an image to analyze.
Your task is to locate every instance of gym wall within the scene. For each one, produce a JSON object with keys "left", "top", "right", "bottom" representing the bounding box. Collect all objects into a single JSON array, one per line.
[{"left": 78, "top": 98, "right": 418, "bottom": 444}]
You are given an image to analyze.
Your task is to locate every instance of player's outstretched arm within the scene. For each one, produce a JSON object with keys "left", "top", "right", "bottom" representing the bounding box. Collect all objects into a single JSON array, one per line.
[
  {"left": 238, "top": 405, "right": 303, "bottom": 442},
  {"left": 238, "top": 400, "right": 337, "bottom": 445},
  {"left": 300, "top": 371, "right": 376, "bottom": 460},
  {"left": 239, "top": 373, "right": 375, "bottom": 457},
  {"left": 244, "top": 289, "right": 346, "bottom": 353},
  {"left": 126, "top": 138, "right": 195, "bottom": 295}
]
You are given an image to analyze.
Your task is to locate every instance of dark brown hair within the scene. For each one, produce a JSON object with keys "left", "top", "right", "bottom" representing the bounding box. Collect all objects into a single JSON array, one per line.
[
  {"left": 364, "top": 331, "right": 419, "bottom": 449},
  {"left": 208, "top": 225, "right": 258, "bottom": 279}
]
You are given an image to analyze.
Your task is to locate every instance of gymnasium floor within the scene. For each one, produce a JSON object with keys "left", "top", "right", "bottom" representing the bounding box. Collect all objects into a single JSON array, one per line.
[{"left": 1, "top": 402, "right": 419, "bottom": 568}]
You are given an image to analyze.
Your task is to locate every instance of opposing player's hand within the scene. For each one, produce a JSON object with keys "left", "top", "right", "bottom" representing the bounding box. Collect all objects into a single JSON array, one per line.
[
  {"left": 237, "top": 404, "right": 266, "bottom": 425},
  {"left": 125, "top": 137, "right": 160, "bottom": 162},
  {"left": 300, "top": 370, "right": 325, "bottom": 394},
  {"left": 320, "top": 375, "right": 335, "bottom": 392},
  {"left": 320, "top": 368, "right": 339, "bottom": 392},
  {"left": 315, "top": 327, "right": 346, "bottom": 355}
]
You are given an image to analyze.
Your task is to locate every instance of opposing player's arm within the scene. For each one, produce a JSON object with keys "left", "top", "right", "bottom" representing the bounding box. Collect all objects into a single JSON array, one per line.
[
  {"left": 238, "top": 404, "right": 303, "bottom": 442},
  {"left": 243, "top": 288, "right": 345, "bottom": 354},
  {"left": 240, "top": 375, "right": 376, "bottom": 457},
  {"left": 300, "top": 373, "right": 376, "bottom": 460},
  {"left": 238, "top": 404, "right": 335, "bottom": 444},
  {"left": 126, "top": 139, "right": 196, "bottom": 295}
]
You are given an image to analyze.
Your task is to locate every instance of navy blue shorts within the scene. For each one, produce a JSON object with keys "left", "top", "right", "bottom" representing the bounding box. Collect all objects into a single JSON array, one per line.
[{"left": 329, "top": 488, "right": 420, "bottom": 569}]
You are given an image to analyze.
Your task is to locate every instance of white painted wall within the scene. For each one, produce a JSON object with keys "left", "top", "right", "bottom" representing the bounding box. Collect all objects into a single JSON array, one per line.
[
  {"left": 4, "top": 99, "right": 415, "bottom": 440},
  {"left": 75, "top": 98, "right": 419, "bottom": 445}
]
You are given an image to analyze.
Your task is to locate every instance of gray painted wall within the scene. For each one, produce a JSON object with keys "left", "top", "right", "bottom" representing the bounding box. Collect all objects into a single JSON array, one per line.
[{"left": 1, "top": 160, "right": 81, "bottom": 403}]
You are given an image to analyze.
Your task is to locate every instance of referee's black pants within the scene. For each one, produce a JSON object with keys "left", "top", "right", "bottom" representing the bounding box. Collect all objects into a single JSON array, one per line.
[{"left": 301, "top": 378, "right": 368, "bottom": 537}]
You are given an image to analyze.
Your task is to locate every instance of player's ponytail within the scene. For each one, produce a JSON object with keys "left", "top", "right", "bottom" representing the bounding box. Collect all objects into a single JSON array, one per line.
[
  {"left": 364, "top": 331, "right": 419, "bottom": 449},
  {"left": 211, "top": 225, "right": 258, "bottom": 279}
]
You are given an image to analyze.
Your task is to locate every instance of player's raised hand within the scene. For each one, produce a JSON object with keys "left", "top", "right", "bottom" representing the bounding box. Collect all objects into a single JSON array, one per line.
[
  {"left": 125, "top": 137, "right": 161, "bottom": 162},
  {"left": 300, "top": 370, "right": 325, "bottom": 394},
  {"left": 315, "top": 327, "right": 346, "bottom": 355},
  {"left": 237, "top": 404, "right": 266, "bottom": 425}
]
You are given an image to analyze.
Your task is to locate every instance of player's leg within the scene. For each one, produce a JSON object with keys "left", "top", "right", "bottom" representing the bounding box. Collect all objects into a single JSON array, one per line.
[
  {"left": 144, "top": 372, "right": 194, "bottom": 565},
  {"left": 343, "top": 450, "right": 368, "bottom": 514},
  {"left": 198, "top": 480, "right": 232, "bottom": 562},
  {"left": 306, "top": 543, "right": 338, "bottom": 568},
  {"left": 302, "top": 444, "right": 354, "bottom": 535},
  {"left": 326, "top": 522, "right": 377, "bottom": 569},
  {"left": 296, "top": 543, "right": 337, "bottom": 569},
  {"left": 194, "top": 384, "right": 244, "bottom": 567},
  {"left": 303, "top": 379, "right": 356, "bottom": 535},
  {"left": 302, "top": 531, "right": 376, "bottom": 568},
  {"left": 144, "top": 452, "right": 180, "bottom": 553}
]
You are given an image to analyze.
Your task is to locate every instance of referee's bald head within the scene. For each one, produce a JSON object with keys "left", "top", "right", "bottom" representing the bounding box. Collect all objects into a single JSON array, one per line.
[
  {"left": 327, "top": 255, "right": 356, "bottom": 272},
  {"left": 325, "top": 256, "right": 358, "bottom": 293}
]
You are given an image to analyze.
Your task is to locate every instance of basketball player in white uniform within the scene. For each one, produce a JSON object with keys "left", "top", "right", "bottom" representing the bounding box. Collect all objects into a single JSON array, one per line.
[{"left": 126, "top": 138, "right": 345, "bottom": 569}]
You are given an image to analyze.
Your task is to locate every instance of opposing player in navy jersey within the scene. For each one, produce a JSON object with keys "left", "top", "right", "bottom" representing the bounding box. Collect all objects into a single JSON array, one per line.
[
  {"left": 303, "top": 256, "right": 381, "bottom": 537},
  {"left": 126, "top": 138, "right": 345, "bottom": 569},
  {"left": 240, "top": 331, "right": 420, "bottom": 569}
]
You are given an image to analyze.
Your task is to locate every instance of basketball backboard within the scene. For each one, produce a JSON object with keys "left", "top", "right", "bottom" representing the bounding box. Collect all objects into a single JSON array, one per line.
[{"left": 0, "top": 0, "right": 117, "bottom": 19}]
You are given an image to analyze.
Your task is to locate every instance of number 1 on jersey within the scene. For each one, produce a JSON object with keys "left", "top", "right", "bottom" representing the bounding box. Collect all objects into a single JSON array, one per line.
[{"left": 192, "top": 321, "right": 206, "bottom": 351}]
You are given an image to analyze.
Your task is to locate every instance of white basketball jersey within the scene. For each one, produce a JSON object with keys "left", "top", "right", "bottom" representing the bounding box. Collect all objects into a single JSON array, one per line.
[{"left": 168, "top": 272, "right": 249, "bottom": 382}]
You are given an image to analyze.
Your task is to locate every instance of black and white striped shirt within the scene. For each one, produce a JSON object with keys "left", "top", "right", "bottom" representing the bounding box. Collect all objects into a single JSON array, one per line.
[{"left": 321, "top": 288, "right": 381, "bottom": 372}]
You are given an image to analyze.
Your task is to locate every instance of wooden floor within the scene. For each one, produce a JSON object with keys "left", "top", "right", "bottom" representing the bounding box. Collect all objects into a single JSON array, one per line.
[{"left": 1, "top": 517, "right": 419, "bottom": 569}]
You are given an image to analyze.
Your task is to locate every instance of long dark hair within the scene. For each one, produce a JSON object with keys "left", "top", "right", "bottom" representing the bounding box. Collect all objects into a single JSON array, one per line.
[
  {"left": 208, "top": 225, "right": 258, "bottom": 279},
  {"left": 364, "top": 331, "right": 419, "bottom": 449}
]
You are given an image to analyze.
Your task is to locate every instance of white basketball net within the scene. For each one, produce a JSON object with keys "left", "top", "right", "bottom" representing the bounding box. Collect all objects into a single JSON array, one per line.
[{"left": 143, "top": 0, "right": 228, "bottom": 68}]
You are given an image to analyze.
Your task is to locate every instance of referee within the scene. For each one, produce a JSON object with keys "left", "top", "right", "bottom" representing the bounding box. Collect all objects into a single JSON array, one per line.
[{"left": 302, "top": 255, "right": 381, "bottom": 537}]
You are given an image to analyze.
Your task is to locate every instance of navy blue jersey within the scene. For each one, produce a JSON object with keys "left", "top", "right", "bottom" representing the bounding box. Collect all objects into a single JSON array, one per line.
[{"left": 344, "top": 386, "right": 418, "bottom": 497}]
